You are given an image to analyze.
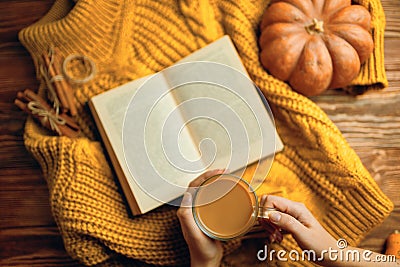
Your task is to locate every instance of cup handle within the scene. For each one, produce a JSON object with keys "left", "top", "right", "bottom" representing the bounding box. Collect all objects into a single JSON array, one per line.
[{"left": 257, "top": 207, "right": 277, "bottom": 219}]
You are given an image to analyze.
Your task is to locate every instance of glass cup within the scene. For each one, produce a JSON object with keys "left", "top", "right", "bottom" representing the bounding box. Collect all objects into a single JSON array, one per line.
[{"left": 192, "top": 174, "right": 277, "bottom": 241}]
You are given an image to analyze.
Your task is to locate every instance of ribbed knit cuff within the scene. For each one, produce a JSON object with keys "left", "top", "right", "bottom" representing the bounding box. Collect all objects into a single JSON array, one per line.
[{"left": 345, "top": 0, "right": 388, "bottom": 94}]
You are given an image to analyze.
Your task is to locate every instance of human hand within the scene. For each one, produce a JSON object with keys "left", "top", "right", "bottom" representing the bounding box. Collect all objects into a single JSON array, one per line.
[
  {"left": 261, "top": 195, "right": 337, "bottom": 256},
  {"left": 260, "top": 195, "right": 400, "bottom": 266},
  {"left": 176, "top": 169, "right": 225, "bottom": 267}
]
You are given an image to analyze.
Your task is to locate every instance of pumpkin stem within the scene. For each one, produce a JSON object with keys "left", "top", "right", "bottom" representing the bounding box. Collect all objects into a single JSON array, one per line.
[{"left": 305, "top": 18, "right": 324, "bottom": 34}]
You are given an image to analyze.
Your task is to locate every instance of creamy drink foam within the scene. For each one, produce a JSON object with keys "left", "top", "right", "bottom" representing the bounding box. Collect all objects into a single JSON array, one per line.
[{"left": 193, "top": 175, "right": 256, "bottom": 239}]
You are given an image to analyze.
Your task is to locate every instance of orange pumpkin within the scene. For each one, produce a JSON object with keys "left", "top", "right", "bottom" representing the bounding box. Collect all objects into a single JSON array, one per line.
[{"left": 259, "top": 0, "right": 374, "bottom": 96}]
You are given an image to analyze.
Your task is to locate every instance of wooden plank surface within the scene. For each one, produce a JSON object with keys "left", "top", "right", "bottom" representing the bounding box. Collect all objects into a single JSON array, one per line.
[
  {"left": 0, "top": 1, "right": 82, "bottom": 266},
  {"left": 0, "top": 0, "right": 399, "bottom": 266}
]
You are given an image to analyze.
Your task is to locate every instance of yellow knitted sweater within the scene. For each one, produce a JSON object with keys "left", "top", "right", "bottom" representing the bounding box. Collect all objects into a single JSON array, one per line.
[{"left": 19, "top": 0, "right": 392, "bottom": 266}]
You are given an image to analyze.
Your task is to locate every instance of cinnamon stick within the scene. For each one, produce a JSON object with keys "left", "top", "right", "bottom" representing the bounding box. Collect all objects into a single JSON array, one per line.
[
  {"left": 23, "top": 89, "right": 79, "bottom": 131},
  {"left": 14, "top": 98, "right": 29, "bottom": 113},
  {"left": 52, "top": 47, "right": 77, "bottom": 116},
  {"left": 42, "top": 51, "right": 70, "bottom": 113},
  {"left": 15, "top": 89, "right": 80, "bottom": 138}
]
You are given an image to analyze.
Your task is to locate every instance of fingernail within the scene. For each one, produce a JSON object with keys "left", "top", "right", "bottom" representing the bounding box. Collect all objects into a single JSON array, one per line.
[
  {"left": 269, "top": 211, "right": 281, "bottom": 223},
  {"left": 181, "top": 192, "right": 192, "bottom": 207}
]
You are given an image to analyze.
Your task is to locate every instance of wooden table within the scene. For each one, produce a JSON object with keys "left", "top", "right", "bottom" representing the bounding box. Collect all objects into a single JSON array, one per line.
[{"left": 0, "top": 1, "right": 399, "bottom": 266}]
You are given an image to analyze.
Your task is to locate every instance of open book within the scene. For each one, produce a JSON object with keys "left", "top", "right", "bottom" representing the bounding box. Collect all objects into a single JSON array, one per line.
[{"left": 89, "top": 36, "right": 283, "bottom": 215}]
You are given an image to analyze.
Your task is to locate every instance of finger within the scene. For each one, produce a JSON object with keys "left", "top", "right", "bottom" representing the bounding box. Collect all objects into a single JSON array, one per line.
[
  {"left": 223, "top": 169, "right": 231, "bottom": 174},
  {"left": 188, "top": 169, "right": 225, "bottom": 188},
  {"left": 270, "top": 227, "right": 283, "bottom": 243},
  {"left": 177, "top": 192, "right": 207, "bottom": 241},
  {"left": 259, "top": 219, "right": 283, "bottom": 243},
  {"left": 263, "top": 195, "right": 316, "bottom": 227},
  {"left": 180, "top": 190, "right": 194, "bottom": 208},
  {"left": 260, "top": 194, "right": 267, "bottom": 208},
  {"left": 268, "top": 211, "right": 308, "bottom": 237}
]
